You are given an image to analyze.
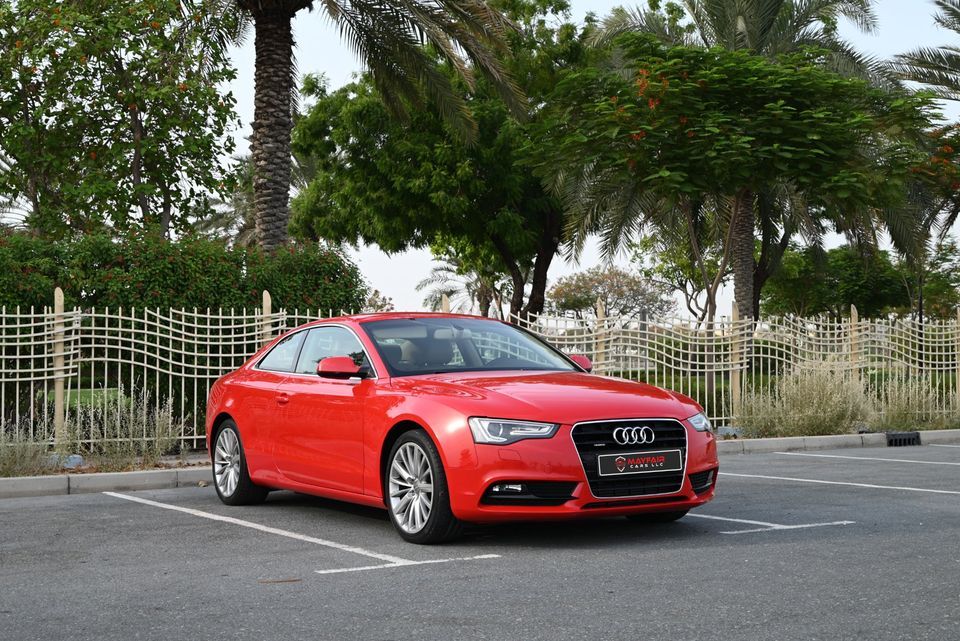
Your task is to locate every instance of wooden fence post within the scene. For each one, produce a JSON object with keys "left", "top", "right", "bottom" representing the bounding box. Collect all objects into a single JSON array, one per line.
[
  {"left": 53, "top": 287, "right": 66, "bottom": 449},
  {"left": 849, "top": 304, "right": 859, "bottom": 375},
  {"left": 730, "top": 301, "right": 742, "bottom": 422},
  {"left": 261, "top": 290, "right": 273, "bottom": 346},
  {"left": 595, "top": 298, "right": 606, "bottom": 373}
]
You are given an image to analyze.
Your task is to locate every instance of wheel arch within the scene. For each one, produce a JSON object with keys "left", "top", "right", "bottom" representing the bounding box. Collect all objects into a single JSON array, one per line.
[
  {"left": 379, "top": 419, "right": 438, "bottom": 506},
  {"left": 208, "top": 412, "right": 236, "bottom": 458}
]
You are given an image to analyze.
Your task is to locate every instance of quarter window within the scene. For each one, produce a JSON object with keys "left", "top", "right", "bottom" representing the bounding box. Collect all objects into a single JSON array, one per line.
[
  {"left": 258, "top": 331, "right": 306, "bottom": 373},
  {"left": 295, "top": 326, "right": 370, "bottom": 375}
]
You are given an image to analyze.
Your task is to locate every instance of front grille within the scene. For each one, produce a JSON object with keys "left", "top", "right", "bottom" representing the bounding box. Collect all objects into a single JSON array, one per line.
[
  {"left": 689, "top": 468, "right": 716, "bottom": 494},
  {"left": 571, "top": 419, "right": 687, "bottom": 498}
]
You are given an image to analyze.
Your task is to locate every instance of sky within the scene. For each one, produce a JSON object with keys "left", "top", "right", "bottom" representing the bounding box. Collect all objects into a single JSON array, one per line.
[{"left": 227, "top": 0, "right": 960, "bottom": 314}]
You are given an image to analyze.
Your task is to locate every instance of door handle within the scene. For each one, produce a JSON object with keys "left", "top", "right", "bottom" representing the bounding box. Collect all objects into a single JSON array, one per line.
[{"left": 276, "top": 393, "right": 290, "bottom": 406}]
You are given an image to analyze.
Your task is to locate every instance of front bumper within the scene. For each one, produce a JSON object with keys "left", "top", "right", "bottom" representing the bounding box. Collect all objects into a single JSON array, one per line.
[{"left": 445, "top": 422, "right": 718, "bottom": 523}]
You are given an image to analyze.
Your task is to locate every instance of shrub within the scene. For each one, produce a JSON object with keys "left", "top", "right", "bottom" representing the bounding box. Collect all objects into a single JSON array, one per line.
[
  {"left": 62, "top": 387, "right": 180, "bottom": 470},
  {"left": 871, "top": 374, "right": 947, "bottom": 431},
  {"left": 739, "top": 367, "right": 874, "bottom": 437},
  {"left": 0, "top": 230, "right": 367, "bottom": 312}
]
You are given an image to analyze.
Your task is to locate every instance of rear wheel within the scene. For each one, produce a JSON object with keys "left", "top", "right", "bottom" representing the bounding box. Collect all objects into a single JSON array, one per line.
[
  {"left": 213, "top": 420, "right": 268, "bottom": 506},
  {"left": 386, "top": 430, "right": 462, "bottom": 544},
  {"left": 625, "top": 510, "right": 688, "bottom": 523}
]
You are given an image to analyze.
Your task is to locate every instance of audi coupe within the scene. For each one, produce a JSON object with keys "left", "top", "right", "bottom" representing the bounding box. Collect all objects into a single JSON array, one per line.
[{"left": 206, "top": 313, "right": 719, "bottom": 543}]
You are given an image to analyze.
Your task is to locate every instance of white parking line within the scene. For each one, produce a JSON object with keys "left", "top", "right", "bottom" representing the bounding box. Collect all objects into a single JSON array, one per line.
[
  {"left": 315, "top": 555, "right": 501, "bottom": 575},
  {"left": 930, "top": 444, "right": 960, "bottom": 448},
  {"left": 720, "top": 472, "right": 960, "bottom": 495},
  {"left": 104, "top": 491, "right": 413, "bottom": 563},
  {"left": 688, "top": 513, "right": 855, "bottom": 535},
  {"left": 775, "top": 451, "right": 960, "bottom": 466},
  {"left": 104, "top": 491, "right": 502, "bottom": 575}
]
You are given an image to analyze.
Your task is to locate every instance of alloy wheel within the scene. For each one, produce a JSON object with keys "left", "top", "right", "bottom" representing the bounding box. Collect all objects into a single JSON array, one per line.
[
  {"left": 388, "top": 442, "right": 434, "bottom": 534},
  {"left": 214, "top": 427, "right": 241, "bottom": 498}
]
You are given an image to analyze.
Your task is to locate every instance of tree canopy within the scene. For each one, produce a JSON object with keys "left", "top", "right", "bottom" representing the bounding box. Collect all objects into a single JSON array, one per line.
[
  {"left": 290, "top": 1, "right": 592, "bottom": 316},
  {"left": 0, "top": 0, "right": 238, "bottom": 238}
]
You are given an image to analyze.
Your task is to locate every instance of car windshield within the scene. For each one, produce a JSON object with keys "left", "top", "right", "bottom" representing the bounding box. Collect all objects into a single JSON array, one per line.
[{"left": 361, "top": 317, "right": 576, "bottom": 377}]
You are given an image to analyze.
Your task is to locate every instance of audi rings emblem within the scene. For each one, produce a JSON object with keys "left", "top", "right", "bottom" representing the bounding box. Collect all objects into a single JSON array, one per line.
[{"left": 612, "top": 426, "right": 655, "bottom": 445}]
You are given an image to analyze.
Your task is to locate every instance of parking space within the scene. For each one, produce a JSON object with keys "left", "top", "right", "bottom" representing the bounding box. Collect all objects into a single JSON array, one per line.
[{"left": 2, "top": 445, "right": 958, "bottom": 640}]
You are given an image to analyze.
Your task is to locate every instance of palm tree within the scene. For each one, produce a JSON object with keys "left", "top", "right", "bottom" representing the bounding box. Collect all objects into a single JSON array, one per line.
[
  {"left": 416, "top": 250, "right": 512, "bottom": 317},
  {"left": 227, "top": 0, "right": 522, "bottom": 252},
  {"left": 892, "top": 0, "right": 960, "bottom": 234},
  {"left": 893, "top": 0, "right": 960, "bottom": 100},
  {"left": 590, "top": 0, "right": 883, "bottom": 319}
]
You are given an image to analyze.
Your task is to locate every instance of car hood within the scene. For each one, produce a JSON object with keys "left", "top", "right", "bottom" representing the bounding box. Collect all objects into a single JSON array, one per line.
[{"left": 391, "top": 370, "right": 700, "bottom": 425}]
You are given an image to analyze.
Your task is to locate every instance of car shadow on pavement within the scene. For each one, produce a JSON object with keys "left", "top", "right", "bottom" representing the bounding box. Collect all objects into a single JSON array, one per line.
[{"left": 259, "top": 490, "right": 708, "bottom": 549}]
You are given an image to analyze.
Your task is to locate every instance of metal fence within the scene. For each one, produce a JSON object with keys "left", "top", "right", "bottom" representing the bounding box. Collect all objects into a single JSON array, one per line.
[
  {"left": 2, "top": 289, "right": 959, "bottom": 449},
  {"left": 515, "top": 306, "right": 960, "bottom": 425}
]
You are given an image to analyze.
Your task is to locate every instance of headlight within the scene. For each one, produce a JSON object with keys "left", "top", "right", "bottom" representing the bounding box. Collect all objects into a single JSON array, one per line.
[
  {"left": 687, "top": 412, "right": 712, "bottom": 433},
  {"left": 468, "top": 418, "right": 559, "bottom": 445}
]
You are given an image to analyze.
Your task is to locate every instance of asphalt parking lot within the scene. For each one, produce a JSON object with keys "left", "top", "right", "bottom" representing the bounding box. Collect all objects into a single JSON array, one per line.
[{"left": 2, "top": 445, "right": 959, "bottom": 641}]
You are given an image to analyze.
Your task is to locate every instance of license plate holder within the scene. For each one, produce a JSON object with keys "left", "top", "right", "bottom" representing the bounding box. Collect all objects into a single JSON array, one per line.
[{"left": 597, "top": 449, "right": 683, "bottom": 476}]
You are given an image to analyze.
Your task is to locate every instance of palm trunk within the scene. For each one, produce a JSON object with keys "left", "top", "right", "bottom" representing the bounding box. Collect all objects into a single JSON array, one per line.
[
  {"left": 730, "top": 189, "right": 756, "bottom": 320},
  {"left": 251, "top": 9, "right": 296, "bottom": 252}
]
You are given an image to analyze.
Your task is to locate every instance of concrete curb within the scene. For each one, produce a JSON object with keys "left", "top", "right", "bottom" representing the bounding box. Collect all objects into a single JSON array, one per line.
[
  {"left": 719, "top": 429, "right": 960, "bottom": 456},
  {"left": 0, "top": 466, "right": 212, "bottom": 500}
]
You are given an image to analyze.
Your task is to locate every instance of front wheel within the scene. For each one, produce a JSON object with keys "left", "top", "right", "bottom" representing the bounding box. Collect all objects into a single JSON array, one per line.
[
  {"left": 213, "top": 420, "right": 268, "bottom": 506},
  {"left": 386, "top": 430, "right": 463, "bottom": 544},
  {"left": 625, "top": 510, "right": 688, "bottom": 524}
]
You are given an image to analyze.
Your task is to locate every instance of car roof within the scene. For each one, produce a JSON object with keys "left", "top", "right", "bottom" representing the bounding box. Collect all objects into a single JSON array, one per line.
[{"left": 302, "top": 312, "right": 506, "bottom": 327}]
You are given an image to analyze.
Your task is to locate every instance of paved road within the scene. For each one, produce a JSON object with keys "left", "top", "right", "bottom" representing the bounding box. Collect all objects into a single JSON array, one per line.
[{"left": 2, "top": 445, "right": 959, "bottom": 641}]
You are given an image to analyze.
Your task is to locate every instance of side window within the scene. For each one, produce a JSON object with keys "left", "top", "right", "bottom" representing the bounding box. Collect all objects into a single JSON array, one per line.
[
  {"left": 295, "top": 326, "right": 370, "bottom": 375},
  {"left": 258, "top": 331, "right": 306, "bottom": 372}
]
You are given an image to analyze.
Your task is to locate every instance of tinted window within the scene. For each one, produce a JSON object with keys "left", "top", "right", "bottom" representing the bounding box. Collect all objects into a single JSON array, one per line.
[
  {"left": 362, "top": 318, "right": 574, "bottom": 377},
  {"left": 258, "top": 331, "right": 305, "bottom": 372},
  {"left": 295, "top": 326, "right": 370, "bottom": 375}
]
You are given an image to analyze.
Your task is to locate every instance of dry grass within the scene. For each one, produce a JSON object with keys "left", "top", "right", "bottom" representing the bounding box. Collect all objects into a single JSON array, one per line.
[{"left": 739, "top": 367, "right": 874, "bottom": 438}]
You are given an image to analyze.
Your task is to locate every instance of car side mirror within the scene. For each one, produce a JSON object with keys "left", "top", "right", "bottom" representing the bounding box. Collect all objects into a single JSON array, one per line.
[
  {"left": 317, "top": 356, "right": 369, "bottom": 380},
  {"left": 570, "top": 354, "right": 592, "bottom": 373}
]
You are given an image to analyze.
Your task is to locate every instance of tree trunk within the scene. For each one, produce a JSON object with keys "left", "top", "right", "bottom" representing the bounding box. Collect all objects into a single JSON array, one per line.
[
  {"left": 250, "top": 8, "right": 297, "bottom": 252},
  {"left": 730, "top": 189, "right": 756, "bottom": 320},
  {"left": 520, "top": 210, "right": 562, "bottom": 317}
]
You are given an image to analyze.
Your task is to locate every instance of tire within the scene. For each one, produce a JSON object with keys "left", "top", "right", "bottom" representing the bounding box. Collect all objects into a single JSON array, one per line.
[
  {"left": 212, "top": 420, "right": 268, "bottom": 506},
  {"left": 625, "top": 510, "right": 688, "bottom": 524},
  {"left": 385, "top": 429, "right": 463, "bottom": 544}
]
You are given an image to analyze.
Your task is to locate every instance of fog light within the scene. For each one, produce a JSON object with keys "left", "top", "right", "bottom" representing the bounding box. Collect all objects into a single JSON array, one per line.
[{"left": 490, "top": 483, "right": 525, "bottom": 494}]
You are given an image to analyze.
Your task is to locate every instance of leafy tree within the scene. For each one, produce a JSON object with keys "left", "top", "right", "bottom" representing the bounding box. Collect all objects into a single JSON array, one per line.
[
  {"left": 0, "top": 0, "right": 238, "bottom": 238},
  {"left": 588, "top": 0, "right": 893, "bottom": 319},
  {"left": 291, "top": 1, "right": 591, "bottom": 316},
  {"left": 224, "top": 0, "right": 522, "bottom": 251},
  {"left": 896, "top": 236, "right": 960, "bottom": 321},
  {"left": 632, "top": 221, "right": 729, "bottom": 322},
  {"left": 548, "top": 265, "right": 675, "bottom": 318},
  {"left": 535, "top": 36, "right": 934, "bottom": 323},
  {"left": 761, "top": 245, "right": 908, "bottom": 318}
]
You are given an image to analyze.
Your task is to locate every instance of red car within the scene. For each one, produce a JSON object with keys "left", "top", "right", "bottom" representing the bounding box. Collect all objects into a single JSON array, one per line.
[{"left": 206, "top": 313, "right": 718, "bottom": 543}]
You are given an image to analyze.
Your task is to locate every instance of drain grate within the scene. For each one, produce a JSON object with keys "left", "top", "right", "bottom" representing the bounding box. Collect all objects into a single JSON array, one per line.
[{"left": 886, "top": 431, "right": 921, "bottom": 447}]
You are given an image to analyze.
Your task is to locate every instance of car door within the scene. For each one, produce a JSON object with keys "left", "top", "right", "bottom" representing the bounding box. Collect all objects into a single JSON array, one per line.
[
  {"left": 272, "top": 325, "right": 373, "bottom": 493},
  {"left": 238, "top": 330, "right": 305, "bottom": 473}
]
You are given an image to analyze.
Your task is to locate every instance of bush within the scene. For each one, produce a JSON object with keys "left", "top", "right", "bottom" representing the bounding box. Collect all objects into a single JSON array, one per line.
[
  {"left": 0, "top": 230, "right": 367, "bottom": 312},
  {"left": 871, "top": 374, "right": 948, "bottom": 431},
  {"left": 739, "top": 367, "right": 874, "bottom": 438}
]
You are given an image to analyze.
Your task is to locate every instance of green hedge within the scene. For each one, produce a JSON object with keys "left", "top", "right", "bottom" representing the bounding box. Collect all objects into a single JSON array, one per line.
[{"left": 0, "top": 232, "right": 367, "bottom": 312}]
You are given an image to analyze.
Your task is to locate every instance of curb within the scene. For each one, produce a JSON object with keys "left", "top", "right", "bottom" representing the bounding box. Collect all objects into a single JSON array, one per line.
[
  {"left": 718, "top": 428, "right": 960, "bottom": 456},
  {"left": 0, "top": 466, "right": 212, "bottom": 500}
]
